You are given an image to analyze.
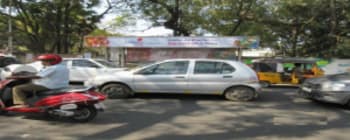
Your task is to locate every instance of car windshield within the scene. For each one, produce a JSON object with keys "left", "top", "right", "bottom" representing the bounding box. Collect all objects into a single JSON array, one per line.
[
  {"left": 128, "top": 61, "right": 156, "bottom": 71},
  {"left": 95, "top": 59, "right": 118, "bottom": 68}
]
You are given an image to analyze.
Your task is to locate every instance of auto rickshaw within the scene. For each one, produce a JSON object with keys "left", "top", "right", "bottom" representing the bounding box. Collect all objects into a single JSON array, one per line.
[{"left": 252, "top": 58, "right": 324, "bottom": 87}]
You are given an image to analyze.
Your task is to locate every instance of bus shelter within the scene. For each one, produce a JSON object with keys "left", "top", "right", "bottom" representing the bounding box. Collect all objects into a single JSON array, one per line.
[{"left": 84, "top": 36, "right": 259, "bottom": 66}]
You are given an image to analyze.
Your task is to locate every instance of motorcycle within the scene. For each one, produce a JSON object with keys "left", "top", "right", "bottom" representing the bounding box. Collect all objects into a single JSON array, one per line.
[{"left": 0, "top": 72, "right": 106, "bottom": 122}]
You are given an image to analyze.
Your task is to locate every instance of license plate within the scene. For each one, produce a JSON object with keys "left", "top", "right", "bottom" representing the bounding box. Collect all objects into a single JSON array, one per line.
[
  {"left": 94, "top": 103, "right": 106, "bottom": 110},
  {"left": 301, "top": 87, "right": 312, "bottom": 92}
]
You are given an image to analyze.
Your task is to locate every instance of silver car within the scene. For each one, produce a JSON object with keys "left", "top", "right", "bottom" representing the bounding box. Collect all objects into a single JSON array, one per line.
[
  {"left": 299, "top": 72, "right": 350, "bottom": 106},
  {"left": 85, "top": 59, "right": 261, "bottom": 101},
  {"left": 0, "top": 58, "right": 126, "bottom": 84}
]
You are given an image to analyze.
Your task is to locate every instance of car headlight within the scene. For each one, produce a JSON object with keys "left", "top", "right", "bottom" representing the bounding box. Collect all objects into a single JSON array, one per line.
[
  {"left": 3, "top": 67, "right": 10, "bottom": 72},
  {"left": 333, "top": 83, "right": 346, "bottom": 88},
  {"left": 322, "top": 82, "right": 347, "bottom": 91}
]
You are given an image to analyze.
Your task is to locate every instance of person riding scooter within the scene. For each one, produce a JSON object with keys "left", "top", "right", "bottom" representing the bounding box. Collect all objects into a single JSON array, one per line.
[{"left": 11, "top": 54, "right": 69, "bottom": 108}]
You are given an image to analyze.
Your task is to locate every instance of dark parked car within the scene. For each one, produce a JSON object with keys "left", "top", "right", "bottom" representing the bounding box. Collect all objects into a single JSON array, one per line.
[
  {"left": 0, "top": 55, "right": 20, "bottom": 68},
  {"left": 299, "top": 72, "right": 350, "bottom": 106},
  {"left": 0, "top": 55, "right": 21, "bottom": 80}
]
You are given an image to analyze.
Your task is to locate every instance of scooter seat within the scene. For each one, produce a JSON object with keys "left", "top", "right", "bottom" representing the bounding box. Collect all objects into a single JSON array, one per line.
[{"left": 36, "top": 88, "right": 68, "bottom": 96}]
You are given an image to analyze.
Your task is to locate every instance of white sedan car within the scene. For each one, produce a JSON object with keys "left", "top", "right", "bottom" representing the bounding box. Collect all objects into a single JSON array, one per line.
[
  {"left": 85, "top": 58, "right": 261, "bottom": 101},
  {"left": 63, "top": 58, "right": 126, "bottom": 83},
  {"left": 1, "top": 58, "right": 126, "bottom": 84}
]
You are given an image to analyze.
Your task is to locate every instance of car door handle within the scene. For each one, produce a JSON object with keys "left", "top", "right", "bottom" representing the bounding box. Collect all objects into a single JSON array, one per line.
[
  {"left": 223, "top": 75, "right": 233, "bottom": 78},
  {"left": 175, "top": 76, "right": 185, "bottom": 79}
]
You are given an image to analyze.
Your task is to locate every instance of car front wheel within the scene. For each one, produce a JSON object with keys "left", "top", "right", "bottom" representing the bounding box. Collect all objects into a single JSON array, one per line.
[
  {"left": 224, "top": 86, "right": 255, "bottom": 101},
  {"left": 100, "top": 83, "right": 133, "bottom": 99}
]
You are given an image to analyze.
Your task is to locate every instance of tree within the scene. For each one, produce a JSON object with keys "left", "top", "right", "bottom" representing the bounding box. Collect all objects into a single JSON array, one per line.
[
  {"left": 129, "top": 0, "right": 206, "bottom": 36},
  {"left": 0, "top": 0, "right": 114, "bottom": 54},
  {"left": 261, "top": 0, "right": 350, "bottom": 57}
]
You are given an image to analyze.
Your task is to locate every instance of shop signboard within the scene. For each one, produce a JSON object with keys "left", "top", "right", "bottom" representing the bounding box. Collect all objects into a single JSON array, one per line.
[{"left": 84, "top": 36, "right": 259, "bottom": 49}]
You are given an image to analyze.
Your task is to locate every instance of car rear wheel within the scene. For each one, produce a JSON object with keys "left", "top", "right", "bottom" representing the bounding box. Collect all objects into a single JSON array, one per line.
[
  {"left": 100, "top": 83, "right": 133, "bottom": 99},
  {"left": 224, "top": 86, "right": 255, "bottom": 101}
]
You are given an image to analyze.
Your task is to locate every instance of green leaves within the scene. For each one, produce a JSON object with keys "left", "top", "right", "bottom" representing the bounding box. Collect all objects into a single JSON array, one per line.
[
  {"left": 0, "top": 0, "right": 114, "bottom": 54},
  {"left": 0, "top": 0, "right": 349, "bottom": 58}
]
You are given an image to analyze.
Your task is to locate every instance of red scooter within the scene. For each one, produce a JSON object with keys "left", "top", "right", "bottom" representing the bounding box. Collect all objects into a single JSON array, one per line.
[{"left": 0, "top": 73, "right": 106, "bottom": 122}]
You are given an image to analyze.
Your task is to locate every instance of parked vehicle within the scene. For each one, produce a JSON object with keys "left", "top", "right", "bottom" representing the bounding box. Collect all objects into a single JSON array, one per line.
[
  {"left": 0, "top": 58, "right": 126, "bottom": 84},
  {"left": 63, "top": 58, "right": 127, "bottom": 83},
  {"left": 0, "top": 55, "right": 21, "bottom": 80},
  {"left": 321, "top": 59, "right": 350, "bottom": 75},
  {"left": 0, "top": 55, "right": 20, "bottom": 68},
  {"left": 0, "top": 72, "right": 106, "bottom": 122},
  {"left": 298, "top": 72, "right": 350, "bottom": 106},
  {"left": 252, "top": 58, "right": 324, "bottom": 87},
  {"left": 84, "top": 58, "right": 261, "bottom": 101}
]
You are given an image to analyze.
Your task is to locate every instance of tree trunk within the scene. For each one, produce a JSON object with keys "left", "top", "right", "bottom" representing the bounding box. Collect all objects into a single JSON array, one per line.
[
  {"left": 291, "top": 25, "right": 299, "bottom": 57},
  {"left": 55, "top": 3, "right": 63, "bottom": 54},
  {"left": 63, "top": 1, "right": 71, "bottom": 54}
]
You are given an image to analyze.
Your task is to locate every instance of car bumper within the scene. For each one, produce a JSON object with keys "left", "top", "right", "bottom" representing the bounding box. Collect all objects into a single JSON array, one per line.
[
  {"left": 246, "top": 83, "right": 261, "bottom": 98},
  {"left": 298, "top": 87, "right": 350, "bottom": 105}
]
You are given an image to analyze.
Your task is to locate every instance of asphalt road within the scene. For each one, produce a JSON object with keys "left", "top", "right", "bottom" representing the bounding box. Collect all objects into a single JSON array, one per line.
[{"left": 1, "top": 87, "right": 350, "bottom": 140}]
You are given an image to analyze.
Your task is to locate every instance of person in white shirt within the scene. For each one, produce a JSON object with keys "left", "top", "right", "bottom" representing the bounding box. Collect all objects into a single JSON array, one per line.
[{"left": 12, "top": 54, "right": 69, "bottom": 108}]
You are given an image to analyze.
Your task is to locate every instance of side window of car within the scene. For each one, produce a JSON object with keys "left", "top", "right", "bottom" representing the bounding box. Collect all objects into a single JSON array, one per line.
[
  {"left": 137, "top": 64, "right": 158, "bottom": 75},
  {"left": 154, "top": 61, "right": 189, "bottom": 75},
  {"left": 72, "top": 60, "right": 100, "bottom": 68},
  {"left": 221, "top": 63, "right": 235, "bottom": 74},
  {"left": 194, "top": 61, "right": 219, "bottom": 74},
  {"left": 138, "top": 61, "right": 189, "bottom": 75},
  {"left": 194, "top": 61, "right": 235, "bottom": 74}
]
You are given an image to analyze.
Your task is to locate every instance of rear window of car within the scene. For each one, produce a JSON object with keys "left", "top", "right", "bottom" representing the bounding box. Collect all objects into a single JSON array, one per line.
[
  {"left": 194, "top": 61, "right": 235, "bottom": 74},
  {"left": 0, "top": 57, "right": 21, "bottom": 67},
  {"left": 138, "top": 61, "right": 189, "bottom": 75}
]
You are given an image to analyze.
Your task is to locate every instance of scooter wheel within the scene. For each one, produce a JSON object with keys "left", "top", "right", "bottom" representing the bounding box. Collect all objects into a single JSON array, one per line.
[{"left": 72, "top": 105, "right": 97, "bottom": 123}]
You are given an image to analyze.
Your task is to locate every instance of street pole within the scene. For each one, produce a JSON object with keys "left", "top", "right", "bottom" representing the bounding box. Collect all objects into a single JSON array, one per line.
[{"left": 8, "top": 0, "right": 13, "bottom": 55}]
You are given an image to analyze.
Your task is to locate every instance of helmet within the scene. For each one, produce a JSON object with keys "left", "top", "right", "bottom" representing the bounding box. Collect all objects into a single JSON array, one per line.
[{"left": 36, "top": 54, "right": 62, "bottom": 65}]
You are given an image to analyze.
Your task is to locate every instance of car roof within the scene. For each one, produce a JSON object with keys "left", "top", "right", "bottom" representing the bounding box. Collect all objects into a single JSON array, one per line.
[
  {"left": 63, "top": 58, "right": 92, "bottom": 60},
  {"left": 254, "top": 57, "right": 317, "bottom": 64},
  {"left": 63, "top": 58, "right": 107, "bottom": 61},
  {"left": 161, "top": 58, "right": 238, "bottom": 62}
]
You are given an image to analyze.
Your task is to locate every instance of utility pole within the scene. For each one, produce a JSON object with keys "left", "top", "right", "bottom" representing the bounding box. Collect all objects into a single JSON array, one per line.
[{"left": 8, "top": 0, "right": 13, "bottom": 55}]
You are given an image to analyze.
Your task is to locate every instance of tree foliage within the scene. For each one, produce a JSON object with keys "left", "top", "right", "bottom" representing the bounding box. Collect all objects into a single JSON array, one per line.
[
  {"left": 0, "top": 0, "right": 115, "bottom": 54},
  {"left": 262, "top": 0, "right": 350, "bottom": 57},
  {"left": 130, "top": 0, "right": 350, "bottom": 57},
  {"left": 0, "top": 0, "right": 349, "bottom": 58}
]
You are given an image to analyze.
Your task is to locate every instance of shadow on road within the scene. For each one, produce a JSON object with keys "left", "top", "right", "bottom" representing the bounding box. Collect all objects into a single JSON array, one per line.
[
  {"left": 76, "top": 87, "right": 350, "bottom": 140},
  {"left": 1, "top": 87, "right": 350, "bottom": 140}
]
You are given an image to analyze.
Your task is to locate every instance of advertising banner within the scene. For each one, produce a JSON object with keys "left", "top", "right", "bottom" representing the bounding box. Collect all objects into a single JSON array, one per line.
[
  {"left": 84, "top": 36, "right": 259, "bottom": 48},
  {"left": 126, "top": 48, "right": 237, "bottom": 62}
]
